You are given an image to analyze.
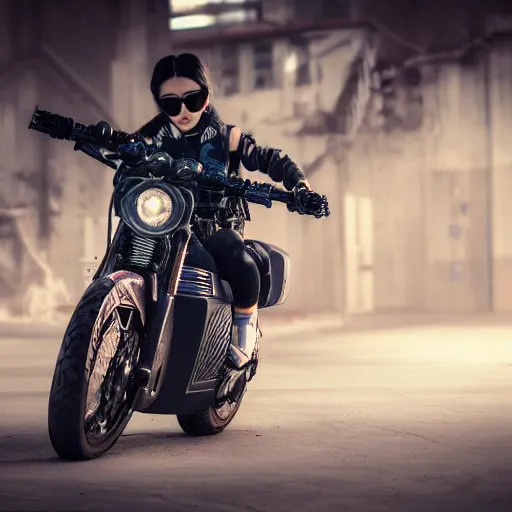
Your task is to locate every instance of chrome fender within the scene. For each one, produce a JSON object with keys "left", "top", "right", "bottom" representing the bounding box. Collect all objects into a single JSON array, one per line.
[{"left": 93, "top": 271, "right": 146, "bottom": 340}]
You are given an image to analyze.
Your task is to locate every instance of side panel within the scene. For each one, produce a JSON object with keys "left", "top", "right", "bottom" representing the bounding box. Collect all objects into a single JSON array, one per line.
[
  {"left": 265, "top": 243, "right": 292, "bottom": 307},
  {"left": 245, "top": 240, "right": 292, "bottom": 309},
  {"left": 186, "top": 301, "right": 232, "bottom": 393},
  {"left": 138, "top": 295, "right": 232, "bottom": 415},
  {"left": 104, "top": 270, "right": 146, "bottom": 325}
]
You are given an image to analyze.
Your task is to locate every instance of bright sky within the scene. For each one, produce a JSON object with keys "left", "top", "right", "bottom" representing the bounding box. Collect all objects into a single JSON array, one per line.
[
  {"left": 169, "top": 1, "right": 253, "bottom": 30},
  {"left": 171, "top": 0, "right": 241, "bottom": 12},
  {"left": 170, "top": 15, "right": 216, "bottom": 30}
]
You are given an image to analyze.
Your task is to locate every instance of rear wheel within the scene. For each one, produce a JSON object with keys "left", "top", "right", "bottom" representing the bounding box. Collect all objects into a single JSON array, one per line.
[
  {"left": 48, "top": 278, "right": 142, "bottom": 460},
  {"left": 176, "top": 380, "right": 247, "bottom": 436},
  {"left": 177, "top": 319, "right": 261, "bottom": 437}
]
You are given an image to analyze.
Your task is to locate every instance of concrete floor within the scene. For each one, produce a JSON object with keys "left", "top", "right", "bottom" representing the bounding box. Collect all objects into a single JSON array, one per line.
[{"left": 0, "top": 320, "right": 511, "bottom": 511}]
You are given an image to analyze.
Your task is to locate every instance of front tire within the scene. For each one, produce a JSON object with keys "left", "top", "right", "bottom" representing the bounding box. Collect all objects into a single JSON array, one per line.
[{"left": 48, "top": 278, "right": 142, "bottom": 460}]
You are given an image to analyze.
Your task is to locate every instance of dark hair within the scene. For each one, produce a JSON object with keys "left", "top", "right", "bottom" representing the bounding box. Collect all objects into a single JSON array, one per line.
[{"left": 150, "top": 53, "right": 211, "bottom": 103}]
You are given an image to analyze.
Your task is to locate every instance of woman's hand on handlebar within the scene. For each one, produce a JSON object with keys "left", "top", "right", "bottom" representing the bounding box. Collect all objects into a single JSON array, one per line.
[{"left": 295, "top": 179, "right": 313, "bottom": 192}]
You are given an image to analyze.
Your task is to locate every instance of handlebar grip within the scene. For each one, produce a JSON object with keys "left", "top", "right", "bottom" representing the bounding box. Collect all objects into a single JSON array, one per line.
[
  {"left": 288, "top": 189, "right": 330, "bottom": 218},
  {"left": 28, "top": 106, "right": 138, "bottom": 149},
  {"left": 28, "top": 106, "right": 75, "bottom": 140}
]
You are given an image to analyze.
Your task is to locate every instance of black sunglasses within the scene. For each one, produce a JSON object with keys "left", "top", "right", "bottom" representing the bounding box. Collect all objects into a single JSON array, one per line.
[{"left": 159, "top": 89, "right": 208, "bottom": 117}]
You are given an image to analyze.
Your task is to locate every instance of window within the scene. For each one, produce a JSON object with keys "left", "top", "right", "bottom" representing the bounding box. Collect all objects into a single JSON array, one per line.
[
  {"left": 170, "top": 15, "right": 215, "bottom": 30},
  {"left": 253, "top": 42, "right": 274, "bottom": 90},
  {"left": 169, "top": 0, "right": 260, "bottom": 31},
  {"left": 171, "top": 0, "right": 249, "bottom": 12},
  {"left": 219, "top": 45, "right": 240, "bottom": 96}
]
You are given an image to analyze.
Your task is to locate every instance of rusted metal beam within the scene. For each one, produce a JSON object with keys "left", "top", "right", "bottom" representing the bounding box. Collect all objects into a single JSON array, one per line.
[{"left": 170, "top": 18, "right": 373, "bottom": 48}]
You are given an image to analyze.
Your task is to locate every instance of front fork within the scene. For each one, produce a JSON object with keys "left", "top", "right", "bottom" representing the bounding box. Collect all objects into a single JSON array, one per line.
[
  {"left": 95, "top": 225, "right": 192, "bottom": 412},
  {"left": 132, "top": 229, "right": 191, "bottom": 411}
]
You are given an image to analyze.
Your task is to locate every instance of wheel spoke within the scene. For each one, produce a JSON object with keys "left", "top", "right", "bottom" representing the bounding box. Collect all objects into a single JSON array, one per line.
[{"left": 84, "top": 309, "right": 140, "bottom": 445}]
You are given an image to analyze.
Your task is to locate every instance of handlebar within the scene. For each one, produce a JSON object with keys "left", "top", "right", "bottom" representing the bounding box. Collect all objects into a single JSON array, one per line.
[
  {"left": 28, "top": 106, "right": 137, "bottom": 149},
  {"left": 28, "top": 107, "right": 330, "bottom": 219},
  {"left": 226, "top": 176, "right": 329, "bottom": 219}
]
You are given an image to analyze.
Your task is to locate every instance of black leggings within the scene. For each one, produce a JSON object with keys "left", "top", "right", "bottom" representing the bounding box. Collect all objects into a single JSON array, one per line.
[{"left": 184, "top": 229, "right": 261, "bottom": 308}]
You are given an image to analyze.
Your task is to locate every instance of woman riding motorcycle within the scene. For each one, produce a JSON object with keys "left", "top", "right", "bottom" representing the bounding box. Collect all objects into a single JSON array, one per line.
[{"left": 77, "top": 53, "right": 316, "bottom": 400}]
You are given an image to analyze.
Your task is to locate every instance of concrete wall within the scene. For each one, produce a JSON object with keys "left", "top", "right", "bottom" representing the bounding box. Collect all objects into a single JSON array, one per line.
[
  {"left": 172, "top": 5, "right": 512, "bottom": 315},
  {"left": 343, "top": 128, "right": 426, "bottom": 312},
  {"left": 0, "top": 0, "right": 168, "bottom": 307},
  {"left": 7, "top": 1, "right": 510, "bottom": 315},
  {"left": 0, "top": 0, "right": 358, "bottom": 314},
  {"left": 489, "top": 39, "right": 512, "bottom": 311},
  {"left": 0, "top": 0, "right": 117, "bottom": 301},
  {"left": 422, "top": 63, "right": 491, "bottom": 312},
  {"left": 343, "top": 39, "right": 512, "bottom": 313}
]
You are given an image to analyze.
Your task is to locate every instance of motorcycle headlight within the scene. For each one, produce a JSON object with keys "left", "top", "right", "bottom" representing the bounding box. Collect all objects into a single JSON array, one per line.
[
  {"left": 136, "top": 188, "right": 173, "bottom": 227},
  {"left": 119, "top": 181, "right": 188, "bottom": 237}
]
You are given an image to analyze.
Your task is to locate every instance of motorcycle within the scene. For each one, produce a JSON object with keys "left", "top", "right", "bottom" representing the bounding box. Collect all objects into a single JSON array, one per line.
[{"left": 28, "top": 106, "right": 330, "bottom": 461}]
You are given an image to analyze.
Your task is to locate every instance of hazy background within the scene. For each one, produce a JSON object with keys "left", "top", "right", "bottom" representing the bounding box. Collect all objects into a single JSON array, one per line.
[
  {"left": 1, "top": 4, "right": 512, "bottom": 510},
  {"left": 2, "top": 0, "right": 512, "bottom": 324}
]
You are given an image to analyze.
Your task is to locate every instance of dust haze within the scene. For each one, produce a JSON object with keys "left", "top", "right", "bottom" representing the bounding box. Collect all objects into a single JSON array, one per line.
[{"left": 1, "top": 1, "right": 511, "bottom": 511}]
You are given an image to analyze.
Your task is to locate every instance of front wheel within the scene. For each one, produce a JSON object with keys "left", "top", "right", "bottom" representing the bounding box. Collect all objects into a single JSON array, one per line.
[{"left": 48, "top": 277, "right": 142, "bottom": 460}]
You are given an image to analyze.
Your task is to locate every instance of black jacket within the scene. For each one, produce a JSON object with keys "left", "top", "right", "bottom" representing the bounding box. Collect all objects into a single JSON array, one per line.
[{"left": 137, "top": 107, "right": 306, "bottom": 190}]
